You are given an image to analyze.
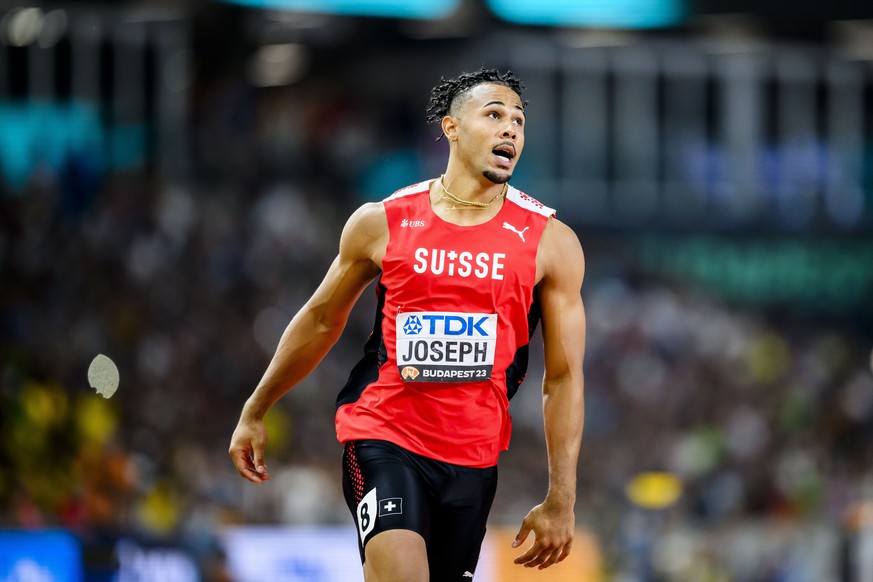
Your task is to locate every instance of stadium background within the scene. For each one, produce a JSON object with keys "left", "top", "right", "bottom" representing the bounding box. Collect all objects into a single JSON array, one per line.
[{"left": 1, "top": 0, "right": 872, "bottom": 580}]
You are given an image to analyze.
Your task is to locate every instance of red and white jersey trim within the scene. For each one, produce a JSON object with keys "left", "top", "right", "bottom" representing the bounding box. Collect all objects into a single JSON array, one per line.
[
  {"left": 506, "top": 186, "right": 555, "bottom": 218},
  {"left": 386, "top": 180, "right": 556, "bottom": 221},
  {"left": 386, "top": 180, "right": 429, "bottom": 201}
]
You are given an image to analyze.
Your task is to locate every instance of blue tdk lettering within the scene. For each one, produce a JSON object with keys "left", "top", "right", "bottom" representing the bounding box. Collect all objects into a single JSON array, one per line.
[
  {"left": 470, "top": 316, "right": 488, "bottom": 336},
  {"left": 419, "top": 314, "right": 490, "bottom": 336},
  {"left": 444, "top": 315, "right": 467, "bottom": 335},
  {"left": 422, "top": 314, "right": 444, "bottom": 334}
]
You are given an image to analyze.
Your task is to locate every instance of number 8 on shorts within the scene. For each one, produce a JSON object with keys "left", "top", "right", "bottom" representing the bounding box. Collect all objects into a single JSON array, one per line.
[{"left": 357, "top": 488, "right": 377, "bottom": 543}]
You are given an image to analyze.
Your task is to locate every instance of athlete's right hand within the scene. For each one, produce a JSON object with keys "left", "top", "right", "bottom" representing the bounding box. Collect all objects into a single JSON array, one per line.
[{"left": 228, "top": 416, "right": 271, "bottom": 484}]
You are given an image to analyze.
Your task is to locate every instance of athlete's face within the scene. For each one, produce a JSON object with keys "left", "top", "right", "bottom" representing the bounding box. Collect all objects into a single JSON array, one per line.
[{"left": 450, "top": 83, "right": 525, "bottom": 184}]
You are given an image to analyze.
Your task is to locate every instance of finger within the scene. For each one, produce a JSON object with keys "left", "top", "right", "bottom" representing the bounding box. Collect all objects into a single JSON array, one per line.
[
  {"left": 555, "top": 541, "right": 573, "bottom": 563},
  {"left": 513, "top": 542, "right": 545, "bottom": 565},
  {"left": 230, "top": 446, "right": 253, "bottom": 472},
  {"left": 512, "top": 520, "right": 532, "bottom": 548},
  {"left": 245, "top": 464, "right": 271, "bottom": 482},
  {"left": 537, "top": 548, "right": 562, "bottom": 570},
  {"left": 233, "top": 455, "right": 260, "bottom": 482},
  {"left": 513, "top": 545, "right": 536, "bottom": 565},
  {"left": 251, "top": 442, "right": 267, "bottom": 475},
  {"left": 242, "top": 468, "right": 265, "bottom": 483},
  {"left": 546, "top": 540, "right": 572, "bottom": 566},
  {"left": 522, "top": 548, "right": 551, "bottom": 569},
  {"left": 232, "top": 449, "right": 266, "bottom": 483}
]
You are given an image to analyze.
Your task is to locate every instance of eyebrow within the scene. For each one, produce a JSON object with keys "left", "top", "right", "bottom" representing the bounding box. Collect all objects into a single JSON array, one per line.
[{"left": 483, "top": 100, "right": 525, "bottom": 112}]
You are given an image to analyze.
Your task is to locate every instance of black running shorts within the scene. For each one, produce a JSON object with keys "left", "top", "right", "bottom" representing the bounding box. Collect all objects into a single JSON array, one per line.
[{"left": 341, "top": 439, "right": 498, "bottom": 580}]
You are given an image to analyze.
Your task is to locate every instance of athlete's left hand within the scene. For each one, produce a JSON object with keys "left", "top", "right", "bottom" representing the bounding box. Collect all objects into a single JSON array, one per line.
[{"left": 512, "top": 499, "right": 575, "bottom": 569}]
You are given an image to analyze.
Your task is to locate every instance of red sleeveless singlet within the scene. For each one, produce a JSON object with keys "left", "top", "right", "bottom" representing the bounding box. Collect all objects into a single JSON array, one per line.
[{"left": 334, "top": 179, "right": 555, "bottom": 467}]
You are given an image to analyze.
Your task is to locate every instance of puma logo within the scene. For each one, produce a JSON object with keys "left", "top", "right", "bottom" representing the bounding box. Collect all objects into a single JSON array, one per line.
[{"left": 502, "top": 222, "right": 529, "bottom": 242}]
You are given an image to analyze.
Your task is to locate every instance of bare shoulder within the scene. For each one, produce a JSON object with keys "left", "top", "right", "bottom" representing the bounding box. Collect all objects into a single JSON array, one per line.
[
  {"left": 341, "top": 202, "right": 389, "bottom": 267},
  {"left": 345, "top": 201, "right": 388, "bottom": 235},
  {"left": 543, "top": 217, "right": 583, "bottom": 254},
  {"left": 537, "top": 217, "right": 584, "bottom": 284}
]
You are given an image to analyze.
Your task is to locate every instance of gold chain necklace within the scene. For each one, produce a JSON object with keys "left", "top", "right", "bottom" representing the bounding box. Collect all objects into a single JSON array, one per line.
[{"left": 437, "top": 175, "right": 507, "bottom": 210}]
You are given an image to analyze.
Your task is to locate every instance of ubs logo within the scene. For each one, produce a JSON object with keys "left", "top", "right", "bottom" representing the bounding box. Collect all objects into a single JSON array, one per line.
[{"left": 401, "top": 218, "right": 426, "bottom": 228}]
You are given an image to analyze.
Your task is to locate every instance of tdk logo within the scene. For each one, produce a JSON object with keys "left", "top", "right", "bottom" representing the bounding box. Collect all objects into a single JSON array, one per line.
[
  {"left": 403, "top": 316, "right": 423, "bottom": 335},
  {"left": 406, "top": 314, "right": 490, "bottom": 336},
  {"left": 401, "top": 218, "right": 426, "bottom": 228}
]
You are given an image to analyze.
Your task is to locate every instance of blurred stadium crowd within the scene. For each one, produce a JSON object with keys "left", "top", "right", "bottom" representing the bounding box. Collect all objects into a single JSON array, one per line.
[{"left": 2, "top": 2, "right": 873, "bottom": 581}]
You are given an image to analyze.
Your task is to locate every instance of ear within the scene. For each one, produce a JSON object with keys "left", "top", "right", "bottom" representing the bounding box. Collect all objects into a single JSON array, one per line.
[{"left": 441, "top": 115, "right": 458, "bottom": 143}]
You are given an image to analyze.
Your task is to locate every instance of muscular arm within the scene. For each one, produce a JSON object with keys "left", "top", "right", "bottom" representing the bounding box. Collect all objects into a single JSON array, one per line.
[
  {"left": 539, "top": 220, "right": 586, "bottom": 509},
  {"left": 229, "top": 202, "right": 387, "bottom": 483},
  {"left": 514, "top": 218, "right": 586, "bottom": 569}
]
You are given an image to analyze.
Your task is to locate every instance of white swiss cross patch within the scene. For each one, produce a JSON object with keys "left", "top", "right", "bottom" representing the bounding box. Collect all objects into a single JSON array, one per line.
[{"left": 378, "top": 497, "right": 403, "bottom": 517}]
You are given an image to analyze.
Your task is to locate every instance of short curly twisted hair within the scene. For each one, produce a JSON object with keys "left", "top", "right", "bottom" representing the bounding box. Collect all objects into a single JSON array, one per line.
[{"left": 426, "top": 68, "right": 526, "bottom": 138}]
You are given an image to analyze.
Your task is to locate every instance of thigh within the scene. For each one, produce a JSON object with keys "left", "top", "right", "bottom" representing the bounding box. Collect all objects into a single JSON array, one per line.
[
  {"left": 342, "top": 440, "right": 430, "bottom": 562},
  {"left": 364, "top": 530, "right": 428, "bottom": 582},
  {"left": 426, "top": 464, "right": 498, "bottom": 581}
]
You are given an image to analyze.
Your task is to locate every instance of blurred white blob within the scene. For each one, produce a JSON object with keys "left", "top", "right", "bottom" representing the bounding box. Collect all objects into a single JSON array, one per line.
[
  {"left": 246, "top": 43, "right": 309, "bottom": 87},
  {"left": 88, "top": 354, "right": 120, "bottom": 398}
]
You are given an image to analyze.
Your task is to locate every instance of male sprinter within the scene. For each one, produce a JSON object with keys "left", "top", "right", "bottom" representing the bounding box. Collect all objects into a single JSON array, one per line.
[{"left": 229, "top": 68, "right": 586, "bottom": 581}]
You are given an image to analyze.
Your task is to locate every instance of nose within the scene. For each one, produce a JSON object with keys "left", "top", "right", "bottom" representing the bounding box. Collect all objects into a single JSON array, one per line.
[{"left": 501, "top": 121, "right": 516, "bottom": 140}]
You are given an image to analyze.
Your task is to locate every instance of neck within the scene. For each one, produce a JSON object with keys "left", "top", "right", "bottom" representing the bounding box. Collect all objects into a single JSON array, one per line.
[
  {"left": 438, "top": 172, "right": 507, "bottom": 203},
  {"left": 435, "top": 175, "right": 507, "bottom": 212}
]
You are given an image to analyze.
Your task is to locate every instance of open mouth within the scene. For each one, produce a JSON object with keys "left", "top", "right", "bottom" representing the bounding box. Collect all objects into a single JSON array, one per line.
[
  {"left": 492, "top": 145, "right": 515, "bottom": 160},
  {"left": 492, "top": 143, "right": 515, "bottom": 169}
]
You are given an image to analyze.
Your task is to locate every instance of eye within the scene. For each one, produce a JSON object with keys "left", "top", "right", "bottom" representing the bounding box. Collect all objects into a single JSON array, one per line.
[{"left": 488, "top": 111, "right": 499, "bottom": 119}]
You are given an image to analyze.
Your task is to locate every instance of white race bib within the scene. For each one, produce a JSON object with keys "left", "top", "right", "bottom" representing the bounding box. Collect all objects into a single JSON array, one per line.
[
  {"left": 357, "top": 488, "right": 377, "bottom": 544},
  {"left": 396, "top": 311, "right": 497, "bottom": 383}
]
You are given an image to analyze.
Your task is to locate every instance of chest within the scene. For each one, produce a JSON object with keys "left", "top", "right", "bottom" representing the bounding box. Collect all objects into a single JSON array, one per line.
[{"left": 382, "top": 219, "right": 538, "bottom": 306}]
